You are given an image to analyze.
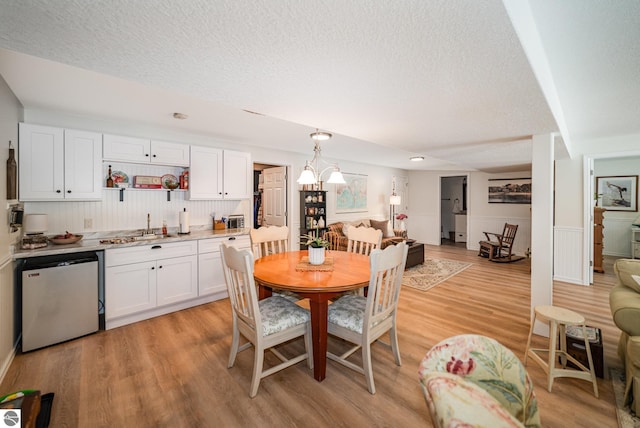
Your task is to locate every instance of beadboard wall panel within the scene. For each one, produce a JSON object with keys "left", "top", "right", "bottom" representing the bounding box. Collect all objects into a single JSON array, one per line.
[
  {"left": 603, "top": 217, "right": 633, "bottom": 257},
  {"left": 24, "top": 192, "right": 250, "bottom": 235},
  {"left": 553, "top": 226, "right": 584, "bottom": 284},
  {"left": 0, "top": 257, "right": 15, "bottom": 383}
]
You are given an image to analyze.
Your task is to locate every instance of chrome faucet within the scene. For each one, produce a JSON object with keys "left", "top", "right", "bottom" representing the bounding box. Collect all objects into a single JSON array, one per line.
[{"left": 144, "top": 213, "right": 153, "bottom": 235}]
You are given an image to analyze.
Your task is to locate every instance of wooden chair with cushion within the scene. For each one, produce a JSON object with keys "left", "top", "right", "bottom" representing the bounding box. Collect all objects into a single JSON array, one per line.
[
  {"left": 346, "top": 226, "right": 383, "bottom": 256},
  {"left": 220, "top": 243, "right": 312, "bottom": 398},
  {"left": 326, "top": 242, "right": 409, "bottom": 394},
  {"left": 250, "top": 225, "right": 300, "bottom": 302},
  {"left": 478, "top": 223, "right": 519, "bottom": 262},
  {"left": 419, "top": 334, "right": 540, "bottom": 427},
  {"left": 250, "top": 225, "right": 289, "bottom": 258}
]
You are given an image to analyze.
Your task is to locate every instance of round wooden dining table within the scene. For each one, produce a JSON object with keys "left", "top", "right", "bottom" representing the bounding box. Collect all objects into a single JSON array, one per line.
[{"left": 253, "top": 250, "right": 370, "bottom": 381}]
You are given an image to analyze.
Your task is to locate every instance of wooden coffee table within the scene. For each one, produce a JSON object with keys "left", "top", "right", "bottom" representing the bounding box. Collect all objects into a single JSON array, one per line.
[{"left": 406, "top": 242, "right": 424, "bottom": 269}]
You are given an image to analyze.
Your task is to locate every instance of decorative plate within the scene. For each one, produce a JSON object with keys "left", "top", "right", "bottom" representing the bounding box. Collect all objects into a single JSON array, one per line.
[
  {"left": 49, "top": 234, "right": 83, "bottom": 245},
  {"left": 111, "top": 170, "right": 129, "bottom": 184},
  {"left": 162, "top": 174, "right": 179, "bottom": 189}
]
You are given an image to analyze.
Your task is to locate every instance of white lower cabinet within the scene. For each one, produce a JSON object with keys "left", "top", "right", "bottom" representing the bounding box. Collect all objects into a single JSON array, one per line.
[
  {"left": 198, "top": 235, "right": 251, "bottom": 297},
  {"left": 105, "top": 241, "right": 198, "bottom": 329},
  {"left": 105, "top": 235, "right": 250, "bottom": 329}
]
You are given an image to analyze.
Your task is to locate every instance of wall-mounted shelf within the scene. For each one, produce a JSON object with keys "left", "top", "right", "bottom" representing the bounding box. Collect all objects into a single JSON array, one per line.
[{"left": 104, "top": 187, "right": 187, "bottom": 202}]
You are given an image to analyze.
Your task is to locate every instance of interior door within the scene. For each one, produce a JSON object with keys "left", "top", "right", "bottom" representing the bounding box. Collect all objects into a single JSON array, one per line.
[{"left": 262, "top": 166, "right": 287, "bottom": 226}]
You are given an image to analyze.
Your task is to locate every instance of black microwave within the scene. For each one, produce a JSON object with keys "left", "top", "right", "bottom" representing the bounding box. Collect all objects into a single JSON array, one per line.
[{"left": 227, "top": 215, "right": 245, "bottom": 229}]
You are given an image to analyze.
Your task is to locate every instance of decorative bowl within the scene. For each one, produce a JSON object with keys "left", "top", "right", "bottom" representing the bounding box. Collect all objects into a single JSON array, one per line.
[{"left": 49, "top": 234, "right": 83, "bottom": 245}]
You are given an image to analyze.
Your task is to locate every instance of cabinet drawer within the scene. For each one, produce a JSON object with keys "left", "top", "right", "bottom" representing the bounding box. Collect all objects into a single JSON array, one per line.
[
  {"left": 455, "top": 232, "right": 467, "bottom": 243},
  {"left": 106, "top": 241, "right": 198, "bottom": 267},
  {"left": 198, "top": 235, "right": 251, "bottom": 254}
]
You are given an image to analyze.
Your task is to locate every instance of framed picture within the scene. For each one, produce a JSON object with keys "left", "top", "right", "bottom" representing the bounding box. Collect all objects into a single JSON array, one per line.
[
  {"left": 336, "top": 173, "right": 368, "bottom": 213},
  {"left": 488, "top": 178, "right": 531, "bottom": 204},
  {"left": 596, "top": 175, "right": 638, "bottom": 211}
]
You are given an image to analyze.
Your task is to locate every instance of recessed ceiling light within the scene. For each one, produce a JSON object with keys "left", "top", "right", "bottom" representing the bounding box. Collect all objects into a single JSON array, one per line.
[
  {"left": 173, "top": 112, "right": 188, "bottom": 120},
  {"left": 410, "top": 156, "right": 424, "bottom": 161}
]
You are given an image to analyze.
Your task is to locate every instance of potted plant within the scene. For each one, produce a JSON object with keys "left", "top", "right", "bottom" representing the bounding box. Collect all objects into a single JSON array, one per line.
[
  {"left": 301, "top": 231, "right": 330, "bottom": 265},
  {"left": 396, "top": 213, "right": 408, "bottom": 231}
]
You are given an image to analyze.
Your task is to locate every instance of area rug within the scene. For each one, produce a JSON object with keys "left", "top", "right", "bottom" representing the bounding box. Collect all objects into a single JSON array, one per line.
[
  {"left": 611, "top": 367, "right": 640, "bottom": 427},
  {"left": 402, "top": 257, "right": 472, "bottom": 292}
]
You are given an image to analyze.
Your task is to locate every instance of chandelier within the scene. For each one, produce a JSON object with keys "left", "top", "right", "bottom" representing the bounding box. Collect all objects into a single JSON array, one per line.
[{"left": 297, "top": 130, "right": 346, "bottom": 185}]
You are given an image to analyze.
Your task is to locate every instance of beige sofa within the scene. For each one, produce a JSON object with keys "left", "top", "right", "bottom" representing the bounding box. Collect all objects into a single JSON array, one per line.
[
  {"left": 610, "top": 258, "right": 640, "bottom": 414},
  {"left": 323, "top": 219, "right": 407, "bottom": 251}
]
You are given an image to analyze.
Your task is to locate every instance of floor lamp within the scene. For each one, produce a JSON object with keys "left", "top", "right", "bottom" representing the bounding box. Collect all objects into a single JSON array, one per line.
[{"left": 390, "top": 195, "right": 401, "bottom": 229}]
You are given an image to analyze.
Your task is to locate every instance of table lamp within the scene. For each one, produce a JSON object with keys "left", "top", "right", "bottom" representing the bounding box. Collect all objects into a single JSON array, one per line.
[{"left": 633, "top": 215, "right": 640, "bottom": 227}]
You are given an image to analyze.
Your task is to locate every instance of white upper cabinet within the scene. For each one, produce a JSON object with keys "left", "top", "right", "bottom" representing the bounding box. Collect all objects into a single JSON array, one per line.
[
  {"left": 103, "top": 135, "right": 189, "bottom": 166},
  {"left": 189, "top": 146, "right": 222, "bottom": 200},
  {"left": 19, "top": 123, "right": 102, "bottom": 201},
  {"left": 223, "top": 149, "right": 252, "bottom": 199},
  {"left": 150, "top": 140, "right": 190, "bottom": 166},
  {"left": 189, "top": 146, "right": 251, "bottom": 200}
]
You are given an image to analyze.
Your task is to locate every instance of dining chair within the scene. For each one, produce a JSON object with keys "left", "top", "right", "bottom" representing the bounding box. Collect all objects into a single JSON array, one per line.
[
  {"left": 220, "top": 243, "right": 312, "bottom": 398},
  {"left": 250, "top": 225, "right": 289, "bottom": 258},
  {"left": 346, "top": 226, "right": 383, "bottom": 256},
  {"left": 326, "top": 241, "right": 408, "bottom": 394},
  {"left": 249, "top": 225, "right": 301, "bottom": 302}
]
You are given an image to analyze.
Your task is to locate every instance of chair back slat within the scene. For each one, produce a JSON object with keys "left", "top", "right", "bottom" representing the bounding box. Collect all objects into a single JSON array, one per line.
[
  {"left": 250, "top": 226, "right": 289, "bottom": 258},
  {"left": 502, "top": 223, "right": 518, "bottom": 246},
  {"left": 366, "top": 243, "right": 408, "bottom": 327},
  {"left": 220, "top": 243, "right": 261, "bottom": 328},
  {"left": 347, "top": 226, "right": 383, "bottom": 256}
]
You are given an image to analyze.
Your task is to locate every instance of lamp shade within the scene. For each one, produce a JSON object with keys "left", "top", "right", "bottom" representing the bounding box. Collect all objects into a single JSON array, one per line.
[
  {"left": 633, "top": 215, "right": 640, "bottom": 227},
  {"left": 326, "top": 170, "right": 346, "bottom": 184},
  {"left": 297, "top": 169, "right": 317, "bottom": 185},
  {"left": 390, "top": 195, "right": 401, "bottom": 206},
  {"left": 23, "top": 214, "right": 48, "bottom": 234}
]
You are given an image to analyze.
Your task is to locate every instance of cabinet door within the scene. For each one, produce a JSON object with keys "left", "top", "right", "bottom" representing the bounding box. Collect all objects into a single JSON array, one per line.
[
  {"left": 18, "top": 123, "right": 65, "bottom": 201},
  {"left": 64, "top": 129, "right": 102, "bottom": 200},
  {"left": 223, "top": 150, "right": 252, "bottom": 199},
  {"left": 189, "top": 146, "right": 223, "bottom": 200},
  {"left": 150, "top": 140, "right": 190, "bottom": 166},
  {"left": 198, "top": 251, "right": 226, "bottom": 296},
  {"left": 103, "top": 134, "right": 151, "bottom": 163},
  {"left": 156, "top": 255, "right": 198, "bottom": 306},
  {"left": 105, "top": 261, "right": 157, "bottom": 319}
]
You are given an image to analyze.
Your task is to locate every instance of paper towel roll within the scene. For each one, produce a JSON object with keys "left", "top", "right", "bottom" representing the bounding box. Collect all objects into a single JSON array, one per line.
[{"left": 179, "top": 210, "right": 190, "bottom": 234}]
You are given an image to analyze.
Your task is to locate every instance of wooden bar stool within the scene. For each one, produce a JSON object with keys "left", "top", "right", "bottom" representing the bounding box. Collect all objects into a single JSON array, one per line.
[{"left": 524, "top": 305, "right": 598, "bottom": 397}]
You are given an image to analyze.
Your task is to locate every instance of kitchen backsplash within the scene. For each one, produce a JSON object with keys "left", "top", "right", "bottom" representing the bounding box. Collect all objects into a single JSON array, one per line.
[{"left": 23, "top": 190, "right": 250, "bottom": 235}]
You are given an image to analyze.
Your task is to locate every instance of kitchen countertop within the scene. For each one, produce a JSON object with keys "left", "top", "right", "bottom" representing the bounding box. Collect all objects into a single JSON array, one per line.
[{"left": 13, "top": 227, "right": 251, "bottom": 259}]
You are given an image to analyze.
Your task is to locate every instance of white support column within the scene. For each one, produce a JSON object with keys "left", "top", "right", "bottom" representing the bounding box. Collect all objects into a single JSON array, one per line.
[{"left": 531, "top": 134, "right": 555, "bottom": 336}]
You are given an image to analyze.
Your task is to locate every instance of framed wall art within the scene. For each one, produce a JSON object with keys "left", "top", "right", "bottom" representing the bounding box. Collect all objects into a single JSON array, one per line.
[
  {"left": 336, "top": 173, "right": 368, "bottom": 213},
  {"left": 488, "top": 178, "right": 531, "bottom": 204},
  {"left": 596, "top": 175, "right": 638, "bottom": 212}
]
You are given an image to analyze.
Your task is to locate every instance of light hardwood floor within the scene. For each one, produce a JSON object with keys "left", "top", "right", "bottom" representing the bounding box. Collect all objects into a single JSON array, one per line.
[{"left": 0, "top": 245, "right": 622, "bottom": 427}]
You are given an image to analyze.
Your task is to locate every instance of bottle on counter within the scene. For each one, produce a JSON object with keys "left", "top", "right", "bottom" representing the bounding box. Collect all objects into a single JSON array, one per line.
[
  {"left": 106, "top": 165, "right": 114, "bottom": 188},
  {"left": 162, "top": 220, "right": 167, "bottom": 236}
]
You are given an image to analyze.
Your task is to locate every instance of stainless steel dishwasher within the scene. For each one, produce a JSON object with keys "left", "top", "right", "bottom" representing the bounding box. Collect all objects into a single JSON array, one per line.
[{"left": 21, "top": 251, "right": 99, "bottom": 352}]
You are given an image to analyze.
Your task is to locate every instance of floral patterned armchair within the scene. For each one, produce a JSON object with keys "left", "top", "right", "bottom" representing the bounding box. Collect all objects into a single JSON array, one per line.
[{"left": 418, "top": 334, "right": 540, "bottom": 428}]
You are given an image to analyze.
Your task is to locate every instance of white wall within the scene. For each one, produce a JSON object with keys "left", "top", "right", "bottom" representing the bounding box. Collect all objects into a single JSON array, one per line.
[
  {"left": 0, "top": 74, "right": 22, "bottom": 381},
  {"left": 21, "top": 109, "right": 407, "bottom": 246},
  {"left": 408, "top": 169, "right": 531, "bottom": 255},
  {"left": 554, "top": 132, "right": 640, "bottom": 284},
  {"left": 594, "top": 156, "right": 640, "bottom": 257}
]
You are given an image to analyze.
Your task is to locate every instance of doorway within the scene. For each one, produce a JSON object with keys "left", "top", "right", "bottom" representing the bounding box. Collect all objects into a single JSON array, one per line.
[
  {"left": 440, "top": 176, "right": 467, "bottom": 246},
  {"left": 253, "top": 163, "right": 288, "bottom": 228}
]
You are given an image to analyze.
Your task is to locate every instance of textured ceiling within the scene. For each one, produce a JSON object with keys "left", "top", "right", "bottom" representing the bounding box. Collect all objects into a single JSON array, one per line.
[{"left": 0, "top": 1, "right": 637, "bottom": 171}]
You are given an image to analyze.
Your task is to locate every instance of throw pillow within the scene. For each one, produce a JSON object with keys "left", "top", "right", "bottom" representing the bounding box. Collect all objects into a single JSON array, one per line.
[
  {"left": 615, "top": 260, "right": 640, "bottom": 293},
  {"left": 370, "top": 219, "right": 392, "bottom": 238}
]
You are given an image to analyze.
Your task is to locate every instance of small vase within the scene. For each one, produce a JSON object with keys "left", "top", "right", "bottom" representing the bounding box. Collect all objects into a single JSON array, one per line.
[
  {"left": 399, "top": 220, "right": 406, "bottom": 231},
  {"left": 308, "top": 246, "right": 325, "bottom": 265}
]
